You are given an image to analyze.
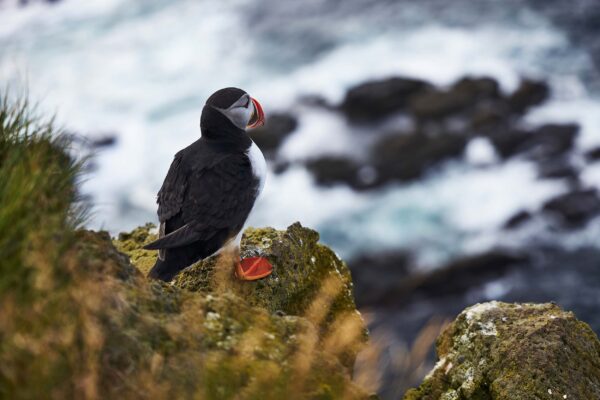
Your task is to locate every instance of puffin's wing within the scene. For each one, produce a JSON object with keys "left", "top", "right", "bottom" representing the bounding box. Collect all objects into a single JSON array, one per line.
[
  {"left": 156, "top": 151, "right": 187, "bottom": 223},
  {"left": 143, "top": 223, "right": 197, "bottom": 250},
  {"left": 144, "top": 153, "right": 257, "bottom": 250}
]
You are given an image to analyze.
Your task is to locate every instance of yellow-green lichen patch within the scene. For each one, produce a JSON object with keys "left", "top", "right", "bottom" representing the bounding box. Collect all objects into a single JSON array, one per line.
[
  {"left": 113, "top": 223, "right": 158, "bottom": 275},
  {"left": 173, "top": 223, "right": 358, "bottom": 320},
  {"left": 403, "top": 301, "right": 600, "bottom": 400},
  {"left": 172, "top": 222, "right": 367, "bottom": 369}
]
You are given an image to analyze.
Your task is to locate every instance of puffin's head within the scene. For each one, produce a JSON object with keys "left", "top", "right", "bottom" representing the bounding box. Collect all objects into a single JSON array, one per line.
[{"left": 203, "top": 87, "right": 265, "bottom": 132}]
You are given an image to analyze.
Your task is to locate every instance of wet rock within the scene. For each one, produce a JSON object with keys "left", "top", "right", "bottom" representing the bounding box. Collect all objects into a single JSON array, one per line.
[
  {"left": 65, "top": 130, "right": 118, "bottom": 149},
  {"left": 299, "top": 94, "right": 336, "bottom": 109},
  {"left": 469, "top": 106, "right": 510, "bottom": 131},
  {"left": 537, "top": 157, "right": 579, "bottom": 180},
  {"left": 507, "top": 79, "right": 550, "bottom": 114},
  {"left": 249, "top": 112, "right": 298, "bottom": 158},
  {"left": 90, "top": 134, "right": 117, "bottom": 148},
  {"left": 525, "top": 123, "right": 579, "bottom": 160},
  {"left": 453, "top": 76, "right": 501, "bottom": 101},
  {"left": 19, "top": 0, "right": 61, "bottom": 5},
  {"left": 487, "top": 123, "right": 579, "bottom": 160},
  {"left": 485, "top": 129, "right": 532, "bottom": 159},
  {"left": 503, "top": 210, "right": 533, "bottom": 229},
  {"left": 305, "top": 156, "right": 377, "bottom": 190},
  {"left": 403, "top": 302, "right": 600, "bottom": 400},
  {"left": 542, "top": 188, "right": 600, "bottom": 228},
  {"left": 372, "top": 132, "right": 468, "bottom": 183},
  {"left": 409, "top": 76, "right": 501, "bottom": 121},
  {"left": 347, "top": 251, "right": 411, "bottom": 307},
  {"left": 340, "top": 77, "right": 432, "bottom": 122},
  {"left": 272, "top": 159, "right": 291, "bottom": 175},
  {"left": 585, "top": 146, "right": 600, "bottom": 162},
  {"left": 373, "top": 251, "right": 529, "bottom": 307}
]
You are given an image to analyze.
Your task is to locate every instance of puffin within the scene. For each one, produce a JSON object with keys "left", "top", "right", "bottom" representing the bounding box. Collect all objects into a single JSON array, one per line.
[{"left": 143, "top": 87, "right": 273, "bottom": 282}]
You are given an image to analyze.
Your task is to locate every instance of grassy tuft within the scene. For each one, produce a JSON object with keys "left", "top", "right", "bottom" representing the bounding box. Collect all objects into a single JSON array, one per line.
[{"left": 0, "top": 93, "right": 87, "bottom": 299}]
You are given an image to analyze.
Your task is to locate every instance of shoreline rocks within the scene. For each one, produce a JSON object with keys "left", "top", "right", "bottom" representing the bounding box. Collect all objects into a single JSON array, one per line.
[
  {"left": 403, "top": 302, "right": 600, "bottom": 399},
  {"left": 340, "top": 77, "right": 432, "bottom": 122},
  {"left": 288, "top": 75, "right": 584, "bottom": 200}
]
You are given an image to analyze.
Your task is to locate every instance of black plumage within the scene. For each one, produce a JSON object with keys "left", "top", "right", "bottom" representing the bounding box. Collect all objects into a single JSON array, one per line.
[{"left": 144, "top": 88, "right": 263, "bottom": 281}]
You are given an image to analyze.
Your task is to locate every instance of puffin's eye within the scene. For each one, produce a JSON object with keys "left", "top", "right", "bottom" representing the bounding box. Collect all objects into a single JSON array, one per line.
[{"left": 243, "top": 97, "right": 250, "bottom": 108}]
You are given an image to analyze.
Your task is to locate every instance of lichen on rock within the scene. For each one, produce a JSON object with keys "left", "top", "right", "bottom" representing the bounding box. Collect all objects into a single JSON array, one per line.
[
  {"left": 403, "top": 301, "right": 600, "bottom": 400},
  {"left": 113, "top": 222, "right": 158, "bottom": 276},
  {"left": 179, "top": 223, "right": 358, "bottom": 321},
  {"left": 113, "top": 222, "right": 369, "bottom": 396},
  {"left": 116, "top": 222, "right": 362, "bottom": 327}
]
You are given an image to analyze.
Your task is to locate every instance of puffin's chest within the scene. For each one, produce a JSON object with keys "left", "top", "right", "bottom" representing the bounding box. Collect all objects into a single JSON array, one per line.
[{"left": 245, "top": 141, "right": 267, "bottom": 194}]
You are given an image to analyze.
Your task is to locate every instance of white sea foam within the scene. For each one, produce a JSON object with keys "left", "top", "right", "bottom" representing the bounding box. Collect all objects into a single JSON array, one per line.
[{"left": 465, "top": 138, "right": 498, "bottom": 166}]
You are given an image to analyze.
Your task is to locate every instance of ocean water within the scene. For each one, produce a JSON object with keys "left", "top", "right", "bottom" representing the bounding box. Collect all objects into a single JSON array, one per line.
[{"left": 1, "top": 0, "right": 599, "bottom": 266}]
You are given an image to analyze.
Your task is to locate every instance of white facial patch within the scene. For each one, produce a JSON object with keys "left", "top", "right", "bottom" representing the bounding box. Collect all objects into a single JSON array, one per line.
[{"left": 213, "top": 94, "right": 254, "bottom": 130}]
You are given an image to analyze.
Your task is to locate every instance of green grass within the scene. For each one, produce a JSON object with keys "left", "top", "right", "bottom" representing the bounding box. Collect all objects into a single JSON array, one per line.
[{"left": 0, "top": 93, "right": 85, "bottom": 298}]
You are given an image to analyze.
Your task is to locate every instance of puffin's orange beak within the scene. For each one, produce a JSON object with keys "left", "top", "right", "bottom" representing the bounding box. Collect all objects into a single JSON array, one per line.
[{"left": 248, "top": 97, "right": 265, "bottom": 129}]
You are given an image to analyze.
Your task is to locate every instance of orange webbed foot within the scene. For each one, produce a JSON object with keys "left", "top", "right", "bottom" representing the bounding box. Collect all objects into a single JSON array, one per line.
[{"left": 235, "top": 257, "right": 273, "bottom": 281}]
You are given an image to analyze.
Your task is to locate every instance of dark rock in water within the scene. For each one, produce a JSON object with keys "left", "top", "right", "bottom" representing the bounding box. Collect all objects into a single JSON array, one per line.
[
  {"left": 299, "top": 94, "right": 336, "bottom": 110},
  {"left": 249, "top": 112, "right": 298, "bottom": 158},
  {"left": 585, "top": 146, "right": 600, "bottom": 162},
  {"left": 340, "top": 77, "right": 431, "bottom": 122},
  {"left": 453, "top": 76, "right": 501, "bottom": 101},
  {"left": 409, "top": 89, "right": 465, "bottom": 121},
  {"left": 91, "top": 135, "right": 117, "bottom": 148},
  {"left": 485, "top": 129, "right": 532, "bottom": 159},
  {"left": 404, "top": 302, "right": 600, "bottom": 400},
  {"left": 370, "top": 245, "right": 600, "bottom": 342},
  {"left": 370, "top": 251, "right": 529, "bottom": 307},
  {"left": 526, "top": 123, "right": 579, "bottom": 160},
  {"left": 372, "top": 132, "right": 468, "bottom": 183},
  {"left": 64, "top": 131, "right": 118, "bottom": 149},
  {"left": 487, "top": 123, "right": 579, "bottom": 160},
  {"left": 347, "top": 251, "right": 411, "bottom": 307},
  {"left": 272, "top": 159, "right": 291, "bottom": 175},
  {"left": 20, "top": 0, "right": 61, "bottom": 4},
  {"left": 469, "top": 105, "right": 510, "bottom": 131},
  {"left": 507, "top": 79, "right": 550, "bottom": 114},
  {"left": 409, "top": 76, "right": 501, "bottom": 121},
  {"left": 503, "top": 210, "right": 533, "bottom": 229},
  {"left": 305, "top": 156, "right": 377, "bottom": 190},
  {"left": 542, "top": 188, "right": 600, "bottom": 228},
  {"left": 536, "top": 157, "right": 579, "bottom": 180}
]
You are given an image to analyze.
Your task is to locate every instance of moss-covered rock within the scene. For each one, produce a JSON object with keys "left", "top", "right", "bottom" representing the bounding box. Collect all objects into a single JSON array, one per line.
[
  {"left": 403, "top": 301, "right": 600, "bottom": 400},
  {"left": 3, "top": 227, "right": 371, "bottom": 399},
  {"left": 114, "top": 222, "right": 158, "bottom": 276},
  {"left": 115, "top": 222, "right": 367, "bottom": 371}
]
